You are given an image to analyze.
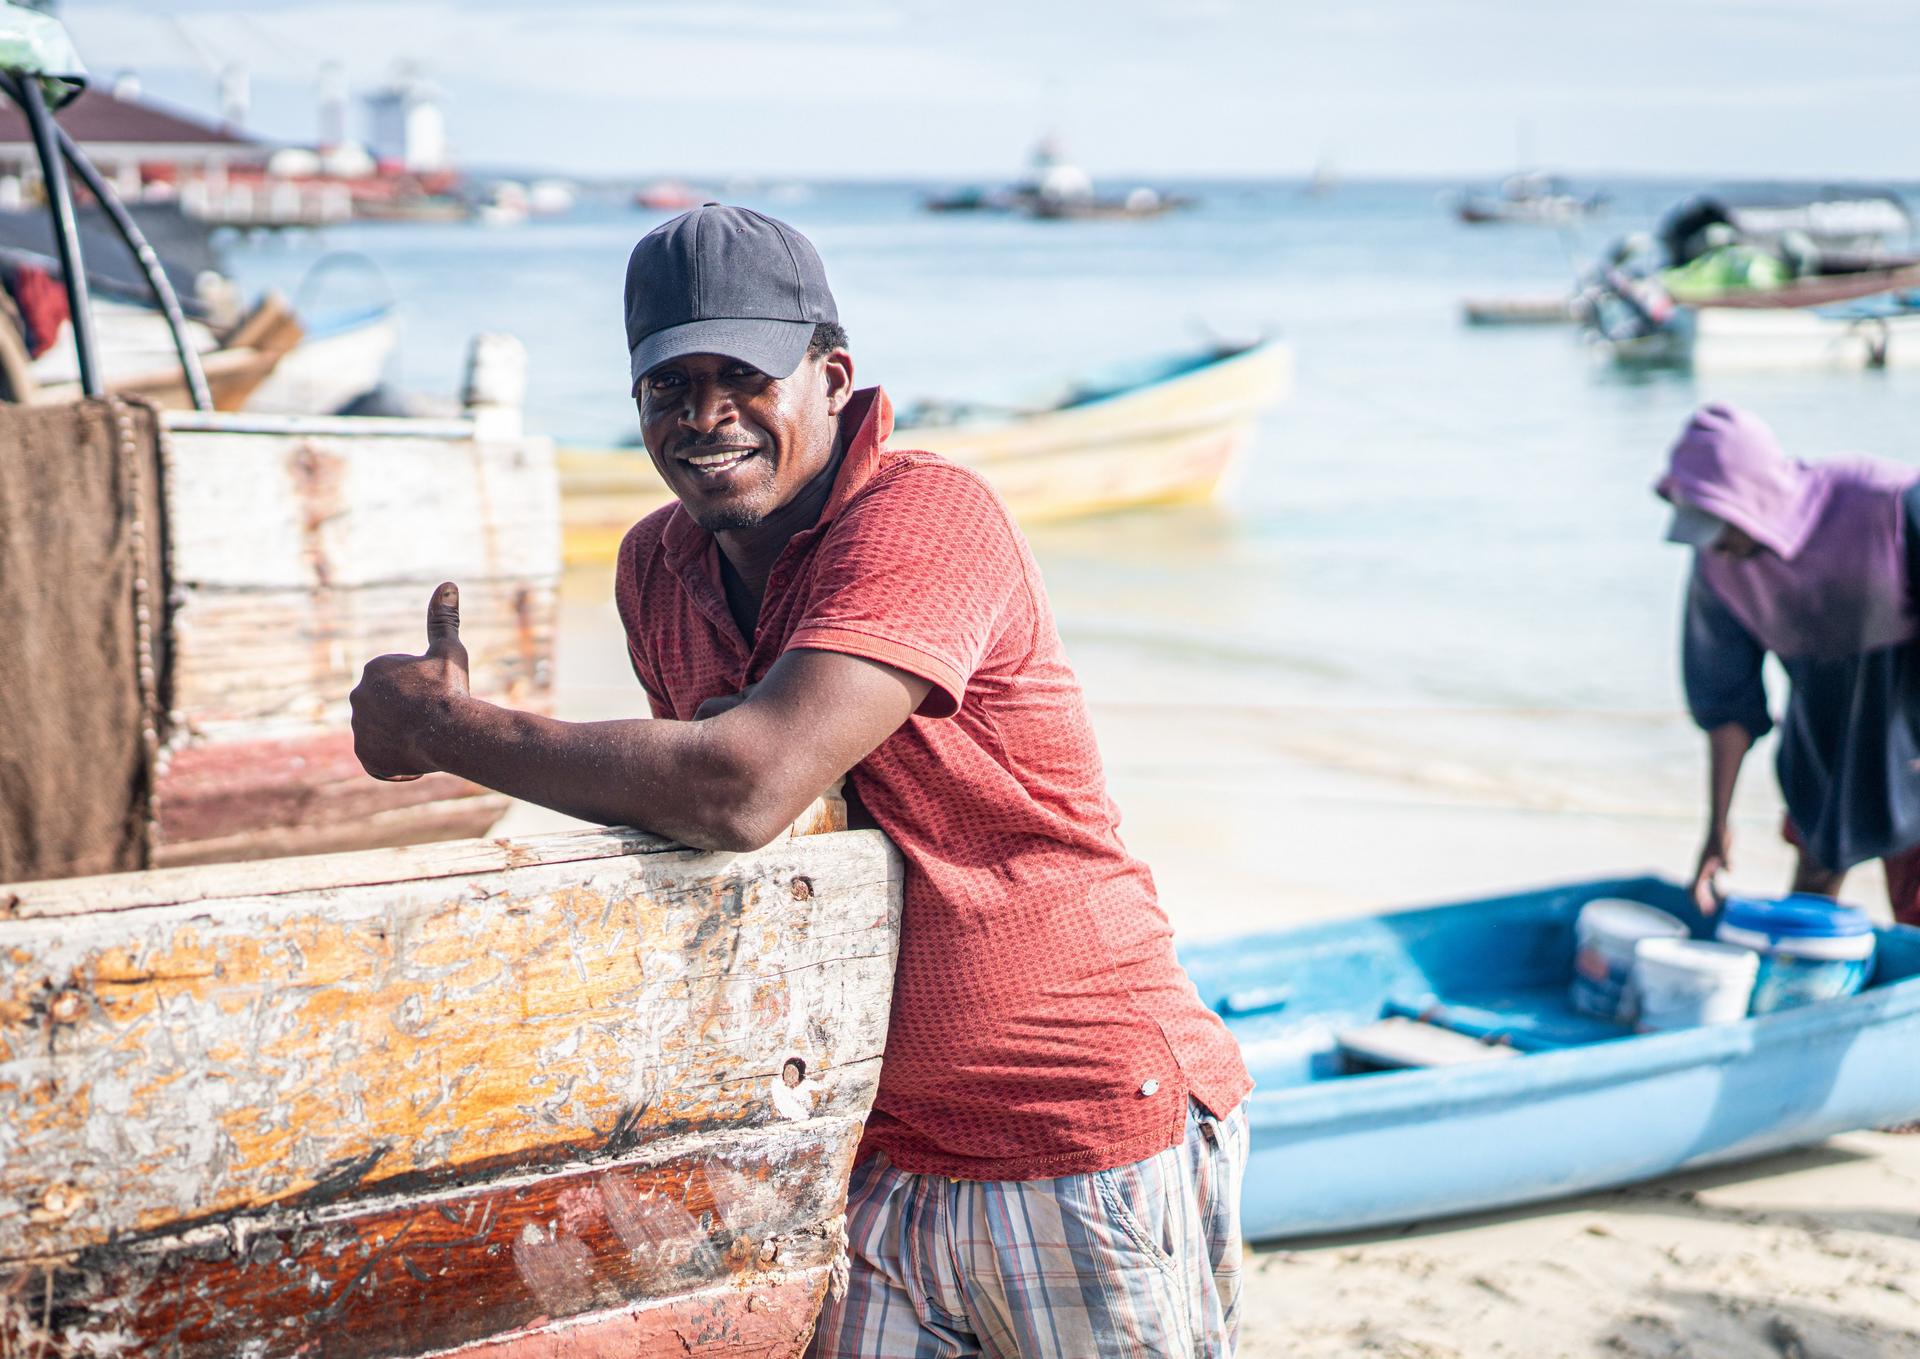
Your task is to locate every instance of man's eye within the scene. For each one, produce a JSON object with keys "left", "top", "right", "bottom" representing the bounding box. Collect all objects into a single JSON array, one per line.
[{"left": 648, "top": 375, "right": 683, "bottom": 392}]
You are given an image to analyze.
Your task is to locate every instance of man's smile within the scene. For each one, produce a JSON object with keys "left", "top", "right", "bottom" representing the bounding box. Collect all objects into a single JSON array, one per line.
[{"left": 675, "top": 444, "right": 764, "bottom": 486}]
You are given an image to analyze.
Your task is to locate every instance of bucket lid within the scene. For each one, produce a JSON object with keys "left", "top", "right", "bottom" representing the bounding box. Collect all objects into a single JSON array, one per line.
[
  {"left": 1578, "top": 898, "right": 1688, "bottom": 940},
  {"left": 1634, "top": 936, "right": 1760, "bottom": 975},
  {"left": 1722, "top": 894, "right": 1874, "bottom": 939}
]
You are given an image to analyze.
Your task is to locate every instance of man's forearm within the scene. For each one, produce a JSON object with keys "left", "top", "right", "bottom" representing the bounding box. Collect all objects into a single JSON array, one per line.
[
  {"left": 423, "top": 695, "right": 774, "bottom": 851},
  {"left": 1705, "top": 721, "right": 1754, "bottom": 831}
]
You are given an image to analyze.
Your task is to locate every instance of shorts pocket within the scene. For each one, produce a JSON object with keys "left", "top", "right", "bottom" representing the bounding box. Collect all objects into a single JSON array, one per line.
[{"left": 1092, "top": 1160, "right": 1180, "bottom": 1276}]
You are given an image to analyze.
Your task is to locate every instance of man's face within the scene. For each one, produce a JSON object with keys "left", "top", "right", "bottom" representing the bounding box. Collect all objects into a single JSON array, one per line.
[
  {"left": 1714, "top": 523, "right": 1765, "bottom": 561},
  {"left": 636, "top": 350, "right": 849, "bottom": 533}
]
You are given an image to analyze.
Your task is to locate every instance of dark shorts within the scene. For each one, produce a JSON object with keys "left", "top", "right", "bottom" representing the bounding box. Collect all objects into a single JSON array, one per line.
[{"left": 1783, "top": 816, "right": 1920, "bottom": 926}]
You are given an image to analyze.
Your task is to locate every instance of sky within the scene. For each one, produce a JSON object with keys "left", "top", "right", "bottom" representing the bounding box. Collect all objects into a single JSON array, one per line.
[{"left": 49, "top": 0, "right": 1920, "bottom": 181}]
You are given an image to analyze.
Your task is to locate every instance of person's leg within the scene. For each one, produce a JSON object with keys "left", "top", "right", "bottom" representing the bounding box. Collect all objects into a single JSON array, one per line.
[
  {"left": 1782, "top": 816, "right": 1848, "bottom": 897},
  {"left": 952, "top": 1099, "right": 1249, "bottom": 1359},
  {"left": 809, "top": 1153, "right": 980, "bottom": 1359},
  {"left": 1882, "top": 841, "right": 1920, "bottom": 926}
]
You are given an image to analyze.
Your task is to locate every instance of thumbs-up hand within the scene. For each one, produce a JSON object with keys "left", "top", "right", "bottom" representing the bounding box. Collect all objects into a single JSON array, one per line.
[{"left": 350, "top": 582, "right": 473, "bottom": 782}]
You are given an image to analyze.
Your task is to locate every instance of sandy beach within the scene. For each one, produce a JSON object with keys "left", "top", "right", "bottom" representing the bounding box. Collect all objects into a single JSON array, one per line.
[
  {"left": 493, "top": 570, "right": 1920, "bottom": 1357},
  {"left": 1239, "top": 1132, "right": 1920, "bottom": 1358}
]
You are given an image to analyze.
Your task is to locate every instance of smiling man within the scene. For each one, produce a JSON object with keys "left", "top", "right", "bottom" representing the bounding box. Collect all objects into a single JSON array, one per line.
[{"left": 350, "top": 205, "right": 1252, "bottom": 1357}]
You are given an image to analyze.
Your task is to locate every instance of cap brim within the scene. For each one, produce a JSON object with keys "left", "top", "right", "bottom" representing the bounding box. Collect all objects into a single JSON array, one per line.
[
  {"left": 1665, "top": 502, "right": 1726, "bottom": 548},
  {"left": 629, "top": 317, "right": 816, "bottom": 389}
]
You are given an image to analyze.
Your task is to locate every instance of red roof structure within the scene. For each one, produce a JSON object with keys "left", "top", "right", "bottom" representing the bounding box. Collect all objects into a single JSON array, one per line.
[{"left": 0, "top": 88, "right": 260, "bottom": 156}]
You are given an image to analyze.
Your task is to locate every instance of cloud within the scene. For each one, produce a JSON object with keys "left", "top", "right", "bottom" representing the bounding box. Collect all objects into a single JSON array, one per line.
[{"left": 54, "top": 0, "right": 1920, "bottom": 178}]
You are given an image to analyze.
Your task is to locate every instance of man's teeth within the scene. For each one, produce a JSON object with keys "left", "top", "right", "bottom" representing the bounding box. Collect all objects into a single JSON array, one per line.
[{"left": 687, "top": 450, "right": 751, "bottom": 468}]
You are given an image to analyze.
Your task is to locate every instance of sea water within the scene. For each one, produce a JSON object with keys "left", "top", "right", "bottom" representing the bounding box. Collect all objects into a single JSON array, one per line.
[{"left": 222, "top": 180, "right": 1920, "bottom": 888}]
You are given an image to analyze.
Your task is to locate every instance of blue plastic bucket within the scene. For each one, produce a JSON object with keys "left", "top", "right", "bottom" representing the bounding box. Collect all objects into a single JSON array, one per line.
[
  {"left": 1716, "top": 894, "right": 1876, "bottom": 1014},
  {"left": 1570, "top": 899, "right": 1688, "bottom": 1021}
]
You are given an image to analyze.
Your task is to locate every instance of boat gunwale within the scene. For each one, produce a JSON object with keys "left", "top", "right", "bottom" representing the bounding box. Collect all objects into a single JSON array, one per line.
[
  {"left": 1216, "top": 876, "right": 1920, "bottom": 1130},
  {"left": 904, "top": 339, "right": 1287, "bottom": 437},
  {"left": 0, "top": 824, "right": 895, "bottom": 921}
]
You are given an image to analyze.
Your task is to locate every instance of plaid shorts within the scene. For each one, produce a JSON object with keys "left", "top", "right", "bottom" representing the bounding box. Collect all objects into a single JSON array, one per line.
[{"left": 809, "top": 1100, "right": 1249, "bottom": 1358}]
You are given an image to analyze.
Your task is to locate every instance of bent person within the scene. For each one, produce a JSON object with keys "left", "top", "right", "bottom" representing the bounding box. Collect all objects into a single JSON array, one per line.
[
  {"left": 350, "top": 205, "right": 1253, "bottom": 1357},
  {"left": 1657, "top": 403, "right": 1920, "bottom": 924}
]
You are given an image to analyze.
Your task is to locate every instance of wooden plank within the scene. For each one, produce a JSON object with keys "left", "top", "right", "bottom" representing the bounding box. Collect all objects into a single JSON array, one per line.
[
  {"left": 7, "top": 797, "right": 846, "bottom": 920},
  {"left": 167, "top": 577, "right": 557, "bottom": 731},
  {"left": 3, "top": 826, "right": 681, "bottom": 919},
  {"left": 153, "top": 787, "right": 511, "bottom": 870},
  {"left": 441, "top": 1272, "right": 827, "bottom": 1358},
  {"left": 153, "top": 729, "right": 503, "bottom": 852},
  {"left": 13, "top": 1119, "right": 855, "bottom": 1358},
  {"left": 1336, "top": 1017, "right": 1518, "bottom": 1071},
  {"left": 164, "top": 429, "right": 560, "bottom": 590},
  {"left": 0, "top": 828, "right": 901, "bottom": 1259}
]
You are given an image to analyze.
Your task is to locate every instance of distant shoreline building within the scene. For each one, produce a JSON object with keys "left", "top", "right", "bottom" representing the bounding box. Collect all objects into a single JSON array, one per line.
[
  {"left": 364, "top": 68, "right": 447, "bottom": 174},
  {"left": 0, "top": 81, "right": 261, "bottom": 203}
]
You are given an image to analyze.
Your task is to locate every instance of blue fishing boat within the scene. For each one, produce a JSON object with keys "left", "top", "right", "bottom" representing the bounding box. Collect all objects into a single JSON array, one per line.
[{"left": 1177, "top": 876, "right": 1920, "bottom": 1241}]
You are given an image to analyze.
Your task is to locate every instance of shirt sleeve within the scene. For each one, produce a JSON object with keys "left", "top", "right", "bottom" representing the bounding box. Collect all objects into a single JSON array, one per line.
[
  {"left": 785, "top": 463, "right": 1025, "bottom": 719},
  {"left": 625, "top": 640, "right": 672, "bottom": 718},
  {"left": 1683, "top": 565, "right": 1773, "bottom": 739},
  {"left": 615, "top": 522, "right": 673, "bottom": 718}
]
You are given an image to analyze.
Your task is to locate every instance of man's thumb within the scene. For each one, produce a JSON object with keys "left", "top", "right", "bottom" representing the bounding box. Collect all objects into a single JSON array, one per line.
[{"left": 426, "top": 581, "right": 462, "bottom": 654}]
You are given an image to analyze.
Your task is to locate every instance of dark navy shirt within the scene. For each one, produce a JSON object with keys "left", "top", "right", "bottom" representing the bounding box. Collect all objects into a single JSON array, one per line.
[{"left": 1683, "top": 483, "right": 1920, "bottom": 872}]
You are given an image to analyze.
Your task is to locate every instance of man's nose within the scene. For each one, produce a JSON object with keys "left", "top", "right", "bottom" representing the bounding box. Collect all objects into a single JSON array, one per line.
[{"left": 680, "top": 379, "right": 736, "bottom": 434}]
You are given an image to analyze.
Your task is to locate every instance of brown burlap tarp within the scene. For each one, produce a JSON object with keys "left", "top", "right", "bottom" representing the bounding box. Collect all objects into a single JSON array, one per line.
[{"left": 0, "top": 398, "right": 167, "bottom": 883}]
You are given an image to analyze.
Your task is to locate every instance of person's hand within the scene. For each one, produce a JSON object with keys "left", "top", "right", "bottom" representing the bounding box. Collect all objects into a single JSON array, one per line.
[
  {"left": 1691, "top": 823, "right": 1732, "bottom": 914},
  {"left": 349, "top": 582, "right": 470, "bottom": 781},
  {"left": 695, "top": 682, "right": 757, "bottom": 720}
]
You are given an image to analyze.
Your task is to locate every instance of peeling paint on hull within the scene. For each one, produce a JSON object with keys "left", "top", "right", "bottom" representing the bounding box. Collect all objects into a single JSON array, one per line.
[{"left": 0, "top": 823, "right": 902, "bottom": 1357}]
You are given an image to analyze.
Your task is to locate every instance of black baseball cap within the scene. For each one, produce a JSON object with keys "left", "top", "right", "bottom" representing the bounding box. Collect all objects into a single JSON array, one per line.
[{"left": 623, "top": 204, "right": 838, "bottom": 389}]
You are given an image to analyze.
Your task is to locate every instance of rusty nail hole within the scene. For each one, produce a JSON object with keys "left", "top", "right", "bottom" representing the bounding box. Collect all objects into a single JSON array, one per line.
[
  {"left": 782, "top": 1058, "right": 806, "bottom": 1087},
  {"left": 790, "top": 876, "right": 813, "bottom": 900},
  {"left": 49, "top": 991, "right": 86, "bottom": 1024}
]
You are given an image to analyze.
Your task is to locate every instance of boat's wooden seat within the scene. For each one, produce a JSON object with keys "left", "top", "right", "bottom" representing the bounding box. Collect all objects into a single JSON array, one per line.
[
  {"left": 1336, "top": 1017, "right": 1518, "bottom": 1072},
  {"left": 1383, "top": 991, "right": 1631, "bottom": 1053}
]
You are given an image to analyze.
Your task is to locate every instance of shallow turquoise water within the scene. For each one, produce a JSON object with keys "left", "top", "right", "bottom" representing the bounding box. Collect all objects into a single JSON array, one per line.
[{"left": 223, "top": 181, "right": 1920, "bottom": 749}]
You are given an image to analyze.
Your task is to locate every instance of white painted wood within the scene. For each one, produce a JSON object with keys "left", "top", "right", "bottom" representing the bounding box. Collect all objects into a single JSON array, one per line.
[
  {"left": 168, "top": 577, "right": 556, "bottom": 729},
  {"left": 164, "top": 428, "right": 561, "bottom": 588}
]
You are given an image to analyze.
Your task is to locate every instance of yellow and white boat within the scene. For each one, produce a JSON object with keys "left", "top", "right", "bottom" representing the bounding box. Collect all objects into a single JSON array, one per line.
[{"left": 560, "top": 339, "right": 1291, "bottom": 567}]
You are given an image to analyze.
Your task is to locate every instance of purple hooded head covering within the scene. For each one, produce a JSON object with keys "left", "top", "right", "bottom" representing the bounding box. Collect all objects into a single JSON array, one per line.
[{"left": 1656, "top": 403, "right": 1920, "bottom": 660}]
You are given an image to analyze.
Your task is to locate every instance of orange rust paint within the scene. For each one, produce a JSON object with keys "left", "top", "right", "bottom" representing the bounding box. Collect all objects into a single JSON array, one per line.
[{"left": 27, "top": 1127, "right": 852, "bottom": 1358}]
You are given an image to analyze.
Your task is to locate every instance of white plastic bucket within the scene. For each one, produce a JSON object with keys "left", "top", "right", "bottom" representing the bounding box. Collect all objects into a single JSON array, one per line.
[
  {"left": 1631, "top": 937, "right": 1759, "bottom": 1032},
  {"left": 1570, "top": 899, "right": 1688, "bottom": 1021}
]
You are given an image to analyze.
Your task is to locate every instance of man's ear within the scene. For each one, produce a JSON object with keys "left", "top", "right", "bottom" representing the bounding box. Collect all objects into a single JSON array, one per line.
[{"left": 822, "top": 348, "right": 855, "bottom": 416}]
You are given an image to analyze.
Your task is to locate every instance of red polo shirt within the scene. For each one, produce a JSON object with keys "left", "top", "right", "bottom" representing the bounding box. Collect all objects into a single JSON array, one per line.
[{"left": 615, "top": 387, "right": 1251, "bottom": 1180}]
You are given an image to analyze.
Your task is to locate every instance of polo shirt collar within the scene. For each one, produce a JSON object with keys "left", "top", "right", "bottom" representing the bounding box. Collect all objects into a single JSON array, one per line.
[{"left": 659, "top": 385, "right": 894, "bottom": 571}]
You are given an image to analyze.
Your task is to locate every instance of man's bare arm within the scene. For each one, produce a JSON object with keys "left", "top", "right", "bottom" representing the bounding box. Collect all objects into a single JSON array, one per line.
[{"left": 350, "top": 584, "right": 930, "bottom": 851}]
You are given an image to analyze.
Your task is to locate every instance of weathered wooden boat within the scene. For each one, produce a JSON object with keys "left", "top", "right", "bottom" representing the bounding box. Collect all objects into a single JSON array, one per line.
[
  {"left": 559, "top": 339, "right": 1291, "bottom": 567},
  {"left": 0, "top": 8, "right": 556, "bottom": 878},
  {"left": 0, "top": 800, "right": 903, "bottom": 1357},
  {"left": 1179, "top": 875, "right": 1920, "bottom": 1241}
]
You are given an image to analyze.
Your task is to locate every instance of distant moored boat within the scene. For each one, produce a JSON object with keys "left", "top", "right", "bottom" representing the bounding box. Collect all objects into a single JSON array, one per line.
[{"left": 557, "top": 339, "right": 1292, "bottom": 568}]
